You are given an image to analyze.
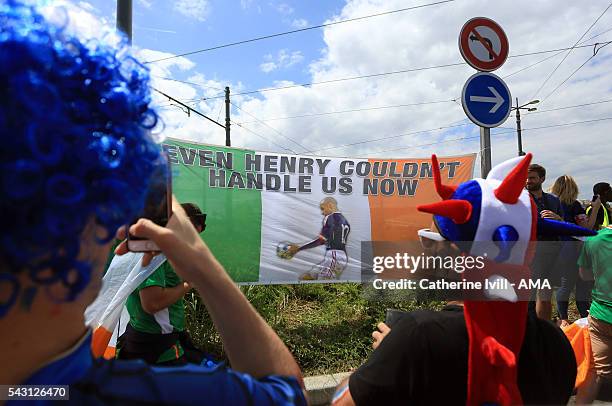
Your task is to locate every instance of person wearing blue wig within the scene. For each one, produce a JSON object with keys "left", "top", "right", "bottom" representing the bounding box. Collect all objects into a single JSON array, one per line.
[{"left": 0, "top": 1, "right": 305, "bottom": 404}]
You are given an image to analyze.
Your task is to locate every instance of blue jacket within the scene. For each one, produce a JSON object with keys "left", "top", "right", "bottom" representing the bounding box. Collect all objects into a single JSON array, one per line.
[{"left": 8, "top": 334, "right": 306, "bottom": 406}]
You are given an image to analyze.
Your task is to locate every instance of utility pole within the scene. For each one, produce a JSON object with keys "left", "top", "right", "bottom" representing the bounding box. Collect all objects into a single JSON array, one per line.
[
  {"left": 515, "top": 98, "right": 525, "bottom": 156},
  {"left": 116, "top": 0, "right": 132, "bottom": 42},
  {"left": 225, "top": 87, "right": 231, "bottom": 147},
  {"left": 511, "top": 98, "right": 539, "bottom": 157}
]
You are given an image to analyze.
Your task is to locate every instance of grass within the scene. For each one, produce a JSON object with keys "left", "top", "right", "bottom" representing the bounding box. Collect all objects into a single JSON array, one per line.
[
  {"left": 185, "top": 283, "right": 589, "bottom": 376},
  {"left": 184, "top": 283, "right": 445, "bottom": 376}
]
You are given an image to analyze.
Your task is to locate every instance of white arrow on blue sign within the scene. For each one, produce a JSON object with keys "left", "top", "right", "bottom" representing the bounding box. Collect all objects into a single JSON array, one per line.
[{"left": 461, "top": 72, "right": 511, "bottom": 128}]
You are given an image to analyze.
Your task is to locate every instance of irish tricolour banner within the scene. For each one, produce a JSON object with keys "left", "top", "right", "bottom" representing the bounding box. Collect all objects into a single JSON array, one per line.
[{"left": 164, "top": 138, "right": 476, "bottom": 284}]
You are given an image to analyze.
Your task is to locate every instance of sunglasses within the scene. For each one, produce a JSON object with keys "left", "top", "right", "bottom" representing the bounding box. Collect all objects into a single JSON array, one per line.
[
  {"left": 192, "top": 213, "right": 207, "bottom": 231},
  {"left": 417, "top": 228, "right": 445, "bottom": 249}
]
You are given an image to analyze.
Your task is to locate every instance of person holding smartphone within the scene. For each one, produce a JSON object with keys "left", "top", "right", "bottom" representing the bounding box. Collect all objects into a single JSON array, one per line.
[
  {"left": 0, "top": 3, "right": 305, "bottom": 405},
  {"left": 587, "top": 182, "right": 612, "bottom": 230}
]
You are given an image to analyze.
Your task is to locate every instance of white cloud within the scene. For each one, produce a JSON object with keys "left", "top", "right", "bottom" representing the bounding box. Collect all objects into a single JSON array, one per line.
[
  {"left": 240, "top": 0, "right": 254, "bottom": 10},
  {"left": 291, "top": 18, "right": 308, "bottom": 29},
  {"left": 39, "top": 0, "right": 612, "bottom": 198},
  {"left": 77, "top": 1, "right": 98, "bottom": 13},
  {"left": 41, "top": 1, "right": 110, "bottom": 41},
  {"left": 137, "top": 49, "right": 196, "bottom": 72},
  {"left": 136, "top": 0, "right": 152, "bottom": 9},
  {"left": 260, "top": 61, "right": 278, "bottom": 73},
  {"left": 276, "top": 3, "right": 294, "bottom": 15},
  {"left": 260, "top": 49, "right": 304, "bottom": 72},
  {"left": 173, "top": 0, "right": 211, "bottom": 22},
  {"left": 221, "top": 0, "right": 612, "bottom": 198}
]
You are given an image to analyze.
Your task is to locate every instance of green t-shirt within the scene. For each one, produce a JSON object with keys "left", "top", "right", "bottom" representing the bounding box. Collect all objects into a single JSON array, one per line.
[
  {"left": 578, "top": 227, "right": 612, "bottom": 323},
  {"left": 126, "top": 260, "right": 185, "bottom": 363}
]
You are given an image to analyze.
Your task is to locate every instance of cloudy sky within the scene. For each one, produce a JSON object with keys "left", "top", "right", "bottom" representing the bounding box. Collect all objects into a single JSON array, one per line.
[{"left": 56, "top": 0, "right": 612, "bottom": 198}]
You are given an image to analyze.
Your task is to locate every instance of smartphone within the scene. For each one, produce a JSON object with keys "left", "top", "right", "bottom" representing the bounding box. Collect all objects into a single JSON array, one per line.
[
  {"left": 385, "top": 308, "right": 406, "bottom": 328},
  {"left": 127, "top": 155, "right": 172, "bottom": 252}
]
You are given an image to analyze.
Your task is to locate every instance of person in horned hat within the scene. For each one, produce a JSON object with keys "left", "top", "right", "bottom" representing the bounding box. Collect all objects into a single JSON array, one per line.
[{"left": 332, "top": 153, "right": 595, "bottom": 406}]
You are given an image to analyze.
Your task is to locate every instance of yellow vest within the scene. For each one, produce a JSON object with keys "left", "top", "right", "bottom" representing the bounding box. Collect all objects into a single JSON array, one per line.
[{"left": 587, "top": 205, "right": 610, "bottom": 228}]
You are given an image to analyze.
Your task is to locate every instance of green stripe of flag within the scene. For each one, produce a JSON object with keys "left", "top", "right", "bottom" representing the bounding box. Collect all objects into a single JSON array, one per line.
[{"left": 165, "top": 139, "right": 261, "bottom": 282}]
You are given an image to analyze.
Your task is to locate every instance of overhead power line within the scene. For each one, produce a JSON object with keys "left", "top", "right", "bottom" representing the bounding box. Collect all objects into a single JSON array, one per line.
[
  {"left": 307, "top": 98, "right": 612, "bottom": 154},
  {"left": 505, "top": 115, "right": 612, "bottom": 134},
  {"left": 530, "top": 1, "right": 612, "bottom": 100},
  {"left": 152, "top": 87, "right": 226, "bottom": 129},
  {"left": 229, "top": 101, "right": 310, "bottom": 152},
  {"left": 234, "top": 99, "right": 456, "bottom": 124},
  {"left": 231, "top": 120, "right": 297, "bottom": 154},
  {"left": 540, "top": 41, "right": 612, "bottom": 102},
  {"left": 235, "top": 93, "right": 610, "bottom": 127},
  {"left": 368, "top": 134, "right": 480, "bottom": 156},
  {"left": 503, "top": 26, "right": 612, "bottom": 80},
  {"left": 152, "top": 75, "right": 225, "bottom": 91},
  {"left": 155, "top": 90, "right": 612, "bottom": 155},
  {"left": 526, "top": 98, "right": 612, "bottom": 115},
  {"left": 174, "top": 41, "right": 608, "bottom": 102},
  {"left": 304, "top": 122, "right": 469, "bottom": 154},
  {"left": 584, "top": 25, "right": 612, "bottom": 43},
  {"left": 210, "top": 62, "right": 466, "bottom": 99},
  {"left": 144, "top": 0, "right": 455, "bottom": 64},
  {"left": 367, "top": 116, "right": 612, "bottom": 155},
  {"left": 509, "top": 98, "right": 612, "bottom": 119}
]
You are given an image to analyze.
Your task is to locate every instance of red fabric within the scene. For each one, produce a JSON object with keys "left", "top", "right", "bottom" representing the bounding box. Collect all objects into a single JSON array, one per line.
[
  {"left": 463, "top": 260, "right": 531, "bottom": 405},
  {"left": 494, "top": 153, "right": 532, "bottom": 204},
  {"left": 417, "top": 200, "right": 473, "bottom": 224},
  {"left": 432, "top": 154, "right": 457, "bottom": 200},
  {"left": 464, "top": 300, "right": 528, "bottom": 406}
]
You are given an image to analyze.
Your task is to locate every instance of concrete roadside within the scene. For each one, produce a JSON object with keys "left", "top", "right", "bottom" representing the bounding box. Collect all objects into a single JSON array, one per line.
[{"left": 305, "top": 372, "right": 351, "bottom": 406}]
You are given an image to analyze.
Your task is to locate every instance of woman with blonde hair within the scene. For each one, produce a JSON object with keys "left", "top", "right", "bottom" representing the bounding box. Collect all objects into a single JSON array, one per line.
[{"left": 549, "top": 175, "right": 592, "bottom": 326}]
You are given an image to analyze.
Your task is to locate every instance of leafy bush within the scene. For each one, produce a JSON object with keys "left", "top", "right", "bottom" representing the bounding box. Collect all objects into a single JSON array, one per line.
[{"left": 184, "top": 283, "right": 444, "bottom": 375}]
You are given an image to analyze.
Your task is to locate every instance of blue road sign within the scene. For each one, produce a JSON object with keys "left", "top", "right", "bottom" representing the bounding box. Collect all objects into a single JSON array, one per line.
[{"left": 461, "top": 72, "right": 511, "bottom": 128}]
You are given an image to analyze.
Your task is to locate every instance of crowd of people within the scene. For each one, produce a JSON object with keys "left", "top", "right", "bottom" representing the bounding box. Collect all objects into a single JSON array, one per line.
[{"left": 1, "top": 1, "right": 611, "bottom": 405}]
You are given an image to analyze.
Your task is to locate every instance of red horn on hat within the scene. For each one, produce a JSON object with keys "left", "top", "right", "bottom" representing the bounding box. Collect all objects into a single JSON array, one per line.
[
  {"left": 432, "top": 154, "right": 457, "bottom": 200},
  {"left": 417, "top": 199, "right": 473, "bottom": 224},
  {"left": 494, "top": 153, "right": 533, "bottom": 204}
]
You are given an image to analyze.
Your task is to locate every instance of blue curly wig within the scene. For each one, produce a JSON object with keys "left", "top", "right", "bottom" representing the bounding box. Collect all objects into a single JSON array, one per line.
[{"left": 0, "top": 0, "right": 161, "bottom": 316}]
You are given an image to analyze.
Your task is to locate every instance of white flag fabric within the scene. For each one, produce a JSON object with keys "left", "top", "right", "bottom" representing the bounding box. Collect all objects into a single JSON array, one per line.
[{"left": 85, "top": 252, "right": 166, "bottom": 358}]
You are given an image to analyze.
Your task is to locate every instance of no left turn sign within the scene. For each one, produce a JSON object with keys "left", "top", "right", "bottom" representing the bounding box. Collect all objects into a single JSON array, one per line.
[{"left": 459, "top": 17, "right": 509, "bottom": 72}]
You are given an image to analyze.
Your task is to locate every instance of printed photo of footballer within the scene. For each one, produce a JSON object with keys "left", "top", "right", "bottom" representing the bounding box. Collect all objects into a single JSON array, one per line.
[{"left": 277, "top": 197, "right": 351, "bottom": 280}]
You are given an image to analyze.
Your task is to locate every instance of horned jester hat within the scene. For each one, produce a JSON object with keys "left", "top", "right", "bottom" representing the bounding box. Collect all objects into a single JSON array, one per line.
[{"left": 417, "top": 153, "right": 595, "bottom": 406}]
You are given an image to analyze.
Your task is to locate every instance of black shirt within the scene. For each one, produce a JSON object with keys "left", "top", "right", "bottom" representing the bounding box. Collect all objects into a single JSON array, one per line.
[
  {"left": 561, "top": 200, "right": 586, "bottom": 224},
  {"left": 531, "top": 191, "right": 564, "bottom": 241},
  {"left": 349, "top": 305, "right": 576, "bottom": 406},
  {"left": 592, "top": 204, "right": 610, "bottom": 229}
]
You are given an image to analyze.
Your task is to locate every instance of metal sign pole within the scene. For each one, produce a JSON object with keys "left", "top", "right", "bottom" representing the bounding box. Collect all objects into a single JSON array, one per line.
[{"left": 480, "top": 126, "right": 491, "bottom": 178}]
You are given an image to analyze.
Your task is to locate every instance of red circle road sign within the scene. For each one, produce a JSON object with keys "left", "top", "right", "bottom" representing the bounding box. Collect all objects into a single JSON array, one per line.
[{"left": 459, "top": 17, "right": 509, "bottom": 72}]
